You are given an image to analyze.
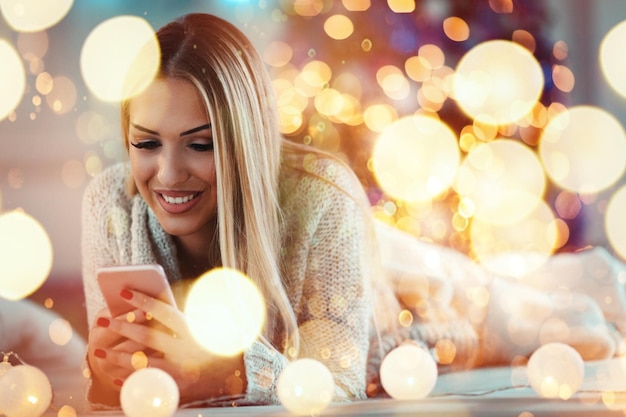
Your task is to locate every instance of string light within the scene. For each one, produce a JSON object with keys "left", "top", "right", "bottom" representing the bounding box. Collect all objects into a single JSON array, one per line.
[
  {"left": 0, "top": 352, "right": 53, "bottom": 417},
  {"left": 527, "top": 342, "right": 585, "bottom": 400},
  {"left": 276, "top": 358, "right": 335, "bottom": 415},
  {"left": 120, "top": 367, "right": 179, "bottom": 417},
  {"left": 380, "top": 343, "right": 438, "bottom": 400}
]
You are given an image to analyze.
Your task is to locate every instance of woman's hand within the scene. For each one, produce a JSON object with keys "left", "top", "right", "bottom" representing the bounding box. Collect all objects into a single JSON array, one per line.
[{"left": 89, "top": 289, "right": 247, "bottom": 403}]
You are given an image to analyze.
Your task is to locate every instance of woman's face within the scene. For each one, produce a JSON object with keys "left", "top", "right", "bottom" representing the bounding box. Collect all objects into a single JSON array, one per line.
[{"left": 127, "top": 77, "right": 218, "bottom": 240}]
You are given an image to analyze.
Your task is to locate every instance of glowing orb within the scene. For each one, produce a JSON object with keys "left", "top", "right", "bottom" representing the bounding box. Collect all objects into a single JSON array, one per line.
[
  {"left": 0, "top": 39, "right": 25, "bottom": 121},
  {"left": 0, "top": 364, "right": 52, "bottom": 417},
  {"left": 120, "top": 368, "right": 179, "bottom": 417},
  {"left": 0, "top": 0, "right": 73, "bottom": 32},
  {"left": 80, "top": 15, "right": 160, "bottom": 102},
  {"left": 605, "top": 185, "right": 626, "bottom": 260},
  {"left": 184, "top": 268, "right": 265, "bottom": 356},
  {"left": 453, "top": 40, "right": 544, "bottom": 125},
  {"left": 380, "top": 343, "right": 438, "bottom": 399},
  {"left": 600, "top": 19, "right": 626, "bottom": 98},
  {"left": 0, "top": 210, "right": 53, "bottom": 300},
  {"left": 277, "top": 358, "right": 335, "bottom": 415},
  {"left": 48, "top": 317, "right": 73, "bottom": 346},
  {"left": 372, "top": 115, "right": 460, "bottom": 203},
  {"left": 539, "top": 105, "right": 626, "bottom": 194},
  {"left": 527, "top": 342, "right": 584, "bottom": 400},
  {"left": 453, "top": 139, "right": 546, "bottom": 225}
]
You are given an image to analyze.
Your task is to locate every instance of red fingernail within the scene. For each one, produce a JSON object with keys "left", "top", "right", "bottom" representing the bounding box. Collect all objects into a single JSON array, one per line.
[
  {"left": 114, "top": 379, "right": 123, "bottom": 387},
  {"left": 94, "top": 349, "right": 106, "bottom": 359},
  {"left": 120, "top": 289, "right": 133, "bottom": 300},
  {"left": 97, "top": 317, "right": 110, "bottom": 327}
]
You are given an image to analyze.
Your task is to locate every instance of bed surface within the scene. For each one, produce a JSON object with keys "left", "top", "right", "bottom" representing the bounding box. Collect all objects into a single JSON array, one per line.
[{"left": 44, "top": 357, "right": 626, "bottom": 416}]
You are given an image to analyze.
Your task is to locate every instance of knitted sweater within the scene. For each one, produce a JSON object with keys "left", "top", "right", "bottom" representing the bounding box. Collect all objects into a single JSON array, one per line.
[
  {"left": 82, "top": 146, "right": 484, "bottom": 407},
  {"left": 81, "top": 147, "right": 380, "bottom": 406}
]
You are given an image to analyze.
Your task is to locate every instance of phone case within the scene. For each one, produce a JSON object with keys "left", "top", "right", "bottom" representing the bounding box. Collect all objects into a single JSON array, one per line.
[{"left": 96, "top": 264, "right": 177, "bottom": 316}]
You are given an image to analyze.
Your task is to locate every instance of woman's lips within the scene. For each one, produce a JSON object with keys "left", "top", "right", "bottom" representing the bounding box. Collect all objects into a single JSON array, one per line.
[{"left": 156, "top": 191, "right": 202, "bottom": 214}]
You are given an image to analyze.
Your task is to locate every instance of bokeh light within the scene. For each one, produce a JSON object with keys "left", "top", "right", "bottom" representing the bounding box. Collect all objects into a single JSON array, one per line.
[
  {"left": 453, "top": 40, "right": 544, "bottom": 125},
  {"left": 0, "top": 0, "right": 73, "bottom": 32},
  {"left": 538, "top": 105, "right": 626, "bottom": 194},
  {"left": 184, "top": 268, "right": 265, "bottom": 356},
  {"left": 453, "top": 139, "right": 546, "bottom": 225},
  {"left": 0, "top": 39, "right": 26, "bottom": 121},
  {"left": 0, "top": 210, "right": 53, "bottom": 300},
  {"left": 48, "top": 317, "right": 74, "bottom": 346},
  {"left": 605, "top": 185, "right": 626, "bottom": 260},
  {"left": 276, "top": 358, "right": 335, "bottom": 416},
  {"left": 0, "top": 364, "right": 52, "bottom": 417},
  {"left": 372, "top": 115, "right": 460, "bottom": 203},
  {"left": 324, "top": 14, "right": 353, "bottom": 40},
  {"left": 527, "top": 342, "right": 584, "bottom": 400},
  {"left": 120, "top": 368, "right": 179, "bottom": 417},
  {"left": 470, "top": 199, "right": 558, "bottom": 278},
  {"left": 45, "top": 75, "right": 76, "bottom": 114},
  {"left": 600, "top": 19, "right": 626, "bottom": 98},
  {"left": 380, "top": 343, "right": 438, "bottom": 399},
  {"left": 80, "top": 15, "right": 160, "bottom": 102}
]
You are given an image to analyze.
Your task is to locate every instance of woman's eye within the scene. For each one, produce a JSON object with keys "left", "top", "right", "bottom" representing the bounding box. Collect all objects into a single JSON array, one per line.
[
  {"left": 189, "top": 143, "right": 214, "bottom": 152},
  {"left": 130, "top": 140, "right": 160, "bottom": 150}
]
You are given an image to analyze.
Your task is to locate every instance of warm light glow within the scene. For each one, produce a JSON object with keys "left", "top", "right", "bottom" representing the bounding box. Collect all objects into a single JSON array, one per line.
[
  {"left": 0, "top": 210, "right": 53, "bottom": 300},
  {"left": 453, "top": 40, "right": 544, "bottom": 125},
  {"left": 263, "top": 41, "right": 293, "bottom": 67},
  {"left": 80, "top": 15, "right": 160, "bottom": 102},
  {"left": 372, "top": 115, "right": 460, "bottom": 203},
  {"left": 45, "top": 75, "right": 76, "bottom": 114},
  {"left": 363, "top": 103, "right": 398, "bottom": 132},
  {"left": 527, "top": 343, "right": 584, "bottom": 400},
  {"left": 277, "top": 358, "right": 335, "bottom": 415},
  {"left": 539, "top": 105, "right": 626, "bottom": 194},
  {"left": 0, "top": 39, "right": 25, "bottom": 121},
  {"left": 605, "top": 185, "right": 626, "bottom": 260},
  {"left": 120, "top": 368, "right": 179, "bottom": 417},
  {"left": 0, "top": 364, "right": 52, "bottom": 417},
  {"left": 443, "top": 16, "right": 469, "bottom": 42},
  {"left": 0, "top": 0, "right": 73, "bottom": 32},
  {"left": 48, "top": 318, "right": 73, "bottom": 346},
  {"left": 388, "top": 0, "right": 415, "bottom": 13},
  {"left": 380, "top": 343, "right": 438, "bottom": 399},
  {"left": 185, "top": 268, "right": 265, "bottom": 356},
  {"left": 470, "top": 199, "right": 557, "bottom": 278},
  {"left": 600, "top": 19, "right": 626, "bottom": 98},
  {"left": 453, "top": 139, "right": 546, "bottom": 225},
  {"left": 324, "top": 14, "right": 353, "bottom": 40}
]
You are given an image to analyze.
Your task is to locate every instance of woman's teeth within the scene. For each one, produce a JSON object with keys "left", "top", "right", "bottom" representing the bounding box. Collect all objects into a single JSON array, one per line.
[{"left": 162, "top": 193, "right": 196, "bottom": 204}]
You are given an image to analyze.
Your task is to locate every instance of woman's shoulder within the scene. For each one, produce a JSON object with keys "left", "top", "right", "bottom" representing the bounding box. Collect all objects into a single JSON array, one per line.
[
  {"left": 82, "top": 162, "right": 132, "bottom": 210},
  {"left": 280, "top": 141, "right": 365, "bottom": 202}
]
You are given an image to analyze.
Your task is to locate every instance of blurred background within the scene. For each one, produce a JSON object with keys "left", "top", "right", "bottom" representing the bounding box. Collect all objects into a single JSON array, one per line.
[{"left": 1, "top": 0, "right": 626, "bottom": 336}]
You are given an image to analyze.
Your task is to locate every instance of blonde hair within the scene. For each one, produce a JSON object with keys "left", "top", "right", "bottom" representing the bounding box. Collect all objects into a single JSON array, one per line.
[{"left": 121, "top": 13, "right": 299, "bottom": 354}]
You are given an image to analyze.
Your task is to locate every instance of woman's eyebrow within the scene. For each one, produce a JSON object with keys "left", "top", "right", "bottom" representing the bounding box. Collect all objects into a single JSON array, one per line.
[
  {"left": 131, "top": 123, "right": 159, "bottom": 135},
  {"left": 180, "top": 123, "right": 211, "bottom": 137}
]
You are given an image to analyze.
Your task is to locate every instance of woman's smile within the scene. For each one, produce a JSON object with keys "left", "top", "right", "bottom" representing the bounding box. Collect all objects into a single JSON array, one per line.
[{"left": 156, "top": 190, "right": 203, "bottom": 214}]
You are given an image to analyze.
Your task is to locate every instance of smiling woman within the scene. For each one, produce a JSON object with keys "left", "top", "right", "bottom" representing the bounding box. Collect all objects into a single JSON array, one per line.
[
  {"left": 80, "top": 10, "right": 626, "bottom": 414},
  {"left": 81, "top": 12, "right": 381, "bottom": 409}
]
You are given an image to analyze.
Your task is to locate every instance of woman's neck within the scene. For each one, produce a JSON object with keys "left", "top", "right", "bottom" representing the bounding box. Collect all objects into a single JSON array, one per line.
[{"left": 174, "top": 227, "right": 219, "bottom": 280}]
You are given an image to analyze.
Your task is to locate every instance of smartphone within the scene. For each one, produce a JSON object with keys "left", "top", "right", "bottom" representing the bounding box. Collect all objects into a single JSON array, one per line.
[{"left": 96, "top": 264, "right": 177, "bottom": 317}]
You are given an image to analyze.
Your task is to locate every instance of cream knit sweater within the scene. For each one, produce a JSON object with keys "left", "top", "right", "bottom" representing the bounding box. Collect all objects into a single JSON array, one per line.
[
  {"left": 82, "top": 148, "right": 383, "bottom": 406},
  {"left": 82, "top": 147, "right": 482, "bottom": 407}
]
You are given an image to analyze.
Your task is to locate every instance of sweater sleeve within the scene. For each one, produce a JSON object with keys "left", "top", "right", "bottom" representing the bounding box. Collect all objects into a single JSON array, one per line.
[
  {"left": 81, "top": 163, "right": 132, "bottom": 329},
  {"left": 263, "top": 153, "right": 375, "bottom": 403}
]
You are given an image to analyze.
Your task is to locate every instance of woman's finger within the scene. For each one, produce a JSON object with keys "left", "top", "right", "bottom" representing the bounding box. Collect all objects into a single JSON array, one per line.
[{"left": 116, "top": 289, "right": 186, "bottom": 332}]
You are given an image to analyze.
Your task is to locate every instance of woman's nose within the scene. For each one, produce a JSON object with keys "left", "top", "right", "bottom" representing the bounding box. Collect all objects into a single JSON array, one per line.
[{"left": 157, "top": 151, "right": 188, "bottom": 186}]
